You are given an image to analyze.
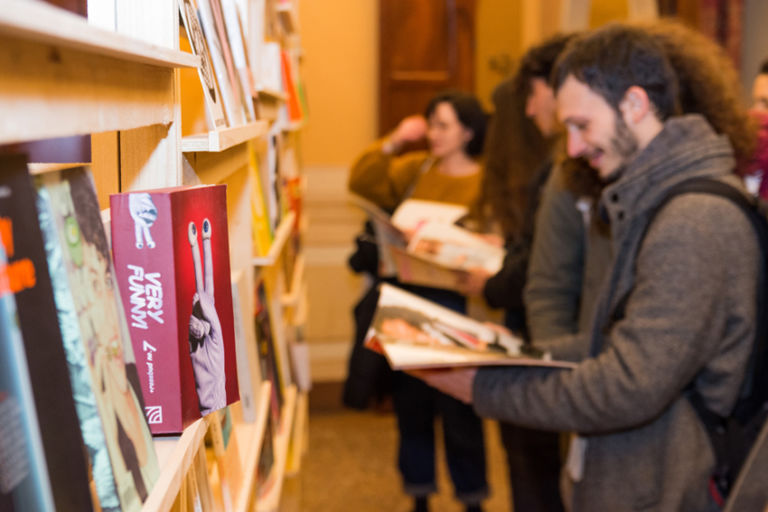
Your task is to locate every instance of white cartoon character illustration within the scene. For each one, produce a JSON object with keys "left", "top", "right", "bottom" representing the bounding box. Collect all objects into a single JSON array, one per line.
[
  {"left": 128, "top": 193, "right": 158, "bottom": 249},
  {"left": 187, "top": 218, "right": 226, "bottom": 415}
]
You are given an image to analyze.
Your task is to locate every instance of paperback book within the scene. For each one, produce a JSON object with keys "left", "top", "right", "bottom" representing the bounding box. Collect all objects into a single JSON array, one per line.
[
  {"left": 254, "top": 272, "right": 284, "bottom": 427},
  {"left": 365, "top": 284, "right": 576, "bottom": 370},
  {"left": 111, "top": 184, "right": 240, "bottom": 434},
  {"left": 0, "top": 155, "right": 94, "bottom": 511},
  {"left": 35, "top": 166, "right": 160, "bottom": 511},
  {"left": 0, "top": 244, "right": 55, "bottom": 512}
]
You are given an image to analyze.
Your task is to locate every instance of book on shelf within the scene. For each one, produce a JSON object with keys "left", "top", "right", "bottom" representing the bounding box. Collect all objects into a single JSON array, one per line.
[
  {"left": 34, "top": 165, "right": 160, "bottom": 511},
  {"left": 0, "top": 244, "right": 56, "bottom": 512},
  {"left": 280, "top": 49, "right": 303, "bottom": 123},
  {"left": 110, "top": 184, "right": 240, "bottom": 434},
  {"left": 195, "top": 0, "right": 247, "bottom": 126},
  {"left": 365, "top": 284, "right": 576, "bottom": 370},
  {"left": 255, "top": 409, "right": 277, "bottom": 500},
  {"left": 249, "top": 142, "right": 274, "bottom": 257},
  {"left": 178, "top": 0, "right": 228, "bottom": 131},
  {"left": 254, "top": 271, "right": 284, "bottom": 428},
  {"left": 231, "top": 270, "right": 263, "bottom": 422},
  {"left": 208, "top": 0, "right": 257, "bottom": 123},
  {"left": 0, "top": 155, "right": 93, "bottom": 511}
]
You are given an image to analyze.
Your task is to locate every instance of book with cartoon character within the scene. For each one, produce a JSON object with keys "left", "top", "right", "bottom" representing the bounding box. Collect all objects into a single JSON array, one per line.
[
  {"left": 111, "top": 184, "right": 240, "bottom": 434},
  {"left": 35, "top": 166, "right": 160, "bottom": 510}
]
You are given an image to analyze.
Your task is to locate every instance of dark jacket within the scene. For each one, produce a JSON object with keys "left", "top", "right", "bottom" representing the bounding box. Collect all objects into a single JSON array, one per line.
[
  {"left": 482, "top": 160, "right": 552, "bottom": 334},
  {"left": 473, "top": 115, "right": 760, "bottom": 511}
]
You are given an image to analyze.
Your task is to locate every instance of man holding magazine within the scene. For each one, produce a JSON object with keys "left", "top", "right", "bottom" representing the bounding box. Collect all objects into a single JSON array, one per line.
[{"left": 416, "top": 24, "right": 760, "bottom": 512}]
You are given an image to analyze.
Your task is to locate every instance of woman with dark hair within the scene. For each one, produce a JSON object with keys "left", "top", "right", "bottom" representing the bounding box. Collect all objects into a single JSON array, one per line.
[{"left": 348, "top": 91, "right": 488, "bottom": 512}]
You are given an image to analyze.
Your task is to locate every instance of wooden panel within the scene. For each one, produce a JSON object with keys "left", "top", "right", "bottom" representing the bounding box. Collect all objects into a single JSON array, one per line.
[
  {"left": 119, "top": 123, "right": 183, "bottom": 190},
  {"left": 90, "top": 131, "right": 120, "bottom": 208},
  {"left": 0, "top": 37, "right": 176, "bottom": 144},
  {"left": 379, "top": 0, "right": 476, "bottom": 135}
]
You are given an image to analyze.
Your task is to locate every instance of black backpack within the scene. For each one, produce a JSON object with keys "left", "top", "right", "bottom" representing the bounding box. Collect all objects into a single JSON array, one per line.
[{"left": 638, "top": 178, "right": 768, "bottom": 506}]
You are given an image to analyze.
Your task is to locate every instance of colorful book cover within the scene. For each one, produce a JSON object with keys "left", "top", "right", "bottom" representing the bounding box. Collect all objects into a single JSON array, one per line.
[
  {"left": 0, "top": 155, "right": 94, "bottom": 511},
  {"left": 254, "top": 273, "right": 283, "bottom": 427},
  {"left": 248, "top": 142, "right": 274, "bottom": 257},
  {"left": 280, "top": 49, "right": 303, "bottom": 123},
  {"left": 0, "top": 243, "right": 55, "bottom": 512},
  {"left": 231, "top": 270, "right": 263, "bottom": 422},
  {"left": 111, "top": 184, "right": 240, "bottom": 434},
  {"left": 35, "top": 166, "right": 160, "bottom": 511}
]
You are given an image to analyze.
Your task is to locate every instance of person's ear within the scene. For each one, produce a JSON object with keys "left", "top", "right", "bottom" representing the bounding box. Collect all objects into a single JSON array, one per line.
[{"left": 619, "top": 86, "right": 651, "bottom": 125}]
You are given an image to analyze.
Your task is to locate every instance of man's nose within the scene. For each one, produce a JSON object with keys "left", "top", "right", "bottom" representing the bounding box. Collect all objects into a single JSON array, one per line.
[{"left": 566, "top": 131, "right": 585, "bottom": 158}]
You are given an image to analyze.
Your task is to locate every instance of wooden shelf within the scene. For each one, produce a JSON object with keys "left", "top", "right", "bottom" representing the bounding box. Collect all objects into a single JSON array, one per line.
[
  {"left": 0, "top": 0, "right": 198, "bottom": 69},
  {"left": 281, "top": 254, "right": 305, "bottom": 307},
  {"left": 282, "top": 120, "right": 305, "bottom": 132},
  {"left": 276, "top": 3, "right": 299, "bottom": 34},
  {"left": 143, "top": 419, "right": 208, "bottom": 512},
  {"left": 253, "top": 211, "right": 296, "bottom": 266},
  {"left": 285, "top": 391, "right": 308, "bottom": 476},
  {"left": 182, "top": 121, "right": 269, "bottom": 153},
  {"left": 258, "top": 88, "right": 288, "bottom": 102},
  {"left": 234, "top": 382, "right": 273, "bottom": 512},
  {"left": 257, "top": 385, "right": 298, "bottom": 512}
]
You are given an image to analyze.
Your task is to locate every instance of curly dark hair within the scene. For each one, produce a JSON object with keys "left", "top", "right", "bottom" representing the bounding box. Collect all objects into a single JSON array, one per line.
[
  {"left": 559, "top": 20, "right": 756, "bottom": 198},
  {"left": 425, "top": 90, "right": 488, "bottom": 157},
  {"left": 553, "top": 23, "right": 680, "bottom": 120},
  {"left": 475, "top": 34, "right": 576, "bottom": 239}
]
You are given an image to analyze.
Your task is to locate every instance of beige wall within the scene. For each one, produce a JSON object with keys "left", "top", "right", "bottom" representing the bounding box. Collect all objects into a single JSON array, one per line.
[
  {"left": 299, "top": 0, "right": 378, "bottom": 167},
  {"left": 475, "top": 0, "right": 524, "bottom": 110}
]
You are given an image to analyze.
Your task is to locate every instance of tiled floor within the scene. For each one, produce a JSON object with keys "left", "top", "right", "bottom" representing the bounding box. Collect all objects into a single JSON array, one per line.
[{"left": 280, "top": 382, "right": 513, "bottom": 512}]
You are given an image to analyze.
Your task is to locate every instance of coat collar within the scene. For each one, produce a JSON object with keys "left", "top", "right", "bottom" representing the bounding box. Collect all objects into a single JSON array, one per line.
[{"left": 599, "top": 114, "right": 735, "bottom": 237}]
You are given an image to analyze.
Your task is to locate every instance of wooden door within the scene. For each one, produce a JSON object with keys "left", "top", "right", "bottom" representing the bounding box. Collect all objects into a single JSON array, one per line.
[{"left": 379, "top": 0, "right": 476, "bottom": 136}]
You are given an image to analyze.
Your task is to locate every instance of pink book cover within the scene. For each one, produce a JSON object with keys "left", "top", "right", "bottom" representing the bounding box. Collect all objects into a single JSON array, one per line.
[{"left": 110, "top": 184, "right": 239, "bottom": 434}]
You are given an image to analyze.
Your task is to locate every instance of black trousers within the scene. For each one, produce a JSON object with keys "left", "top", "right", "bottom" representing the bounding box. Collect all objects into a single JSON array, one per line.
[{"left": 499, "top": 422, "right": 564, "bottom": 512}]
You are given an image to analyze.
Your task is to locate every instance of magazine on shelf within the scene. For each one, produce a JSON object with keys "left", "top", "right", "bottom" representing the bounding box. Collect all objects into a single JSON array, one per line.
[
  {"left": 365, "top": 284, "right": 576, "bottom": 370},
  {"left": 110, "top": 184, "right": 240, "bottom": 434},
  {"left": 35, "top": 166, "right": 160, "bottom": 511},
  {"left": 178, "top": 0, "right": 228, "bottom": 130},
  {"left": 0, "top": 155, "right": 94, "bottom": 511}
]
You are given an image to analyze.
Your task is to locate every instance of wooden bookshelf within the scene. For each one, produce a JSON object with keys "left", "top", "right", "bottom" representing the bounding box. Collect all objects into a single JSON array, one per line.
[
  {"left": 144, "top": 419, "right": 208, "bottom": 512},
  {"left": 258, "top": 87, "right": 288, "bottom": 101},
  {"left": 0, "top": 0, "right": 198, "bottom": 68},
  {"left": 281, "top": 254, "right": 305, "bottom": 307},
  {"left": 285, "top": 391, "right": 309, "bottom": 476},
  {"left": 257, "top": 385, "right": 298, "bottom": 512},
  {"left": 235, "top": 382, "right": 273, "bottom": 512},
  {"left": 275, "top": 2, "right": 299, "bottom": 35},
  {"left": 182, "top": 121, "right": 270, "bottom": 153},
  {"left": 253, "top": 211, "right": 297, "bottom": 266},
  {"left": 2, "top": 0, "right": 309, "bottom": 509}
]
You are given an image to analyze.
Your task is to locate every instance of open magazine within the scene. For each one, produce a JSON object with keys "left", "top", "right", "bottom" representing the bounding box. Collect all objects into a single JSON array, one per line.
[
  {"left": 349, "top": 195, "right": 504, "bottom": 289},
  {"left": 364, "top": 284, "right": 576, "bottom": 370}
]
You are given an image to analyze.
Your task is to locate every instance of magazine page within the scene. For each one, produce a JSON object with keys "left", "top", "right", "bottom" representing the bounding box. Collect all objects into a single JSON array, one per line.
[
  {"left": 390, "top": 199, "right": 468, "bottom": 233},
  {"left": 407, "top": 221, "right": 505, "bottom": 274},
  {"left": 389, "top": 246, "right": 467, "bottom": 290},
  {"left": 348, "top": 194, "right": 406, "bottom": 277},
  {"left": 364, "top": 284, "right": 575, "bottom": 370}
]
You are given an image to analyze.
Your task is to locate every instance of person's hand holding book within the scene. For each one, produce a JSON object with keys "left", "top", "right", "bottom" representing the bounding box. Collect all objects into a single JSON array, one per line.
[{"left": 409, "top": 367, "right": 478, "bottom": 404}]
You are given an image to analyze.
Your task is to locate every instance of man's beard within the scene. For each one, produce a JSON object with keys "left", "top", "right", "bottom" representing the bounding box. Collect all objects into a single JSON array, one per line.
[{"left": 601, "top": 114, "right": 640, "bottom": 183}]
